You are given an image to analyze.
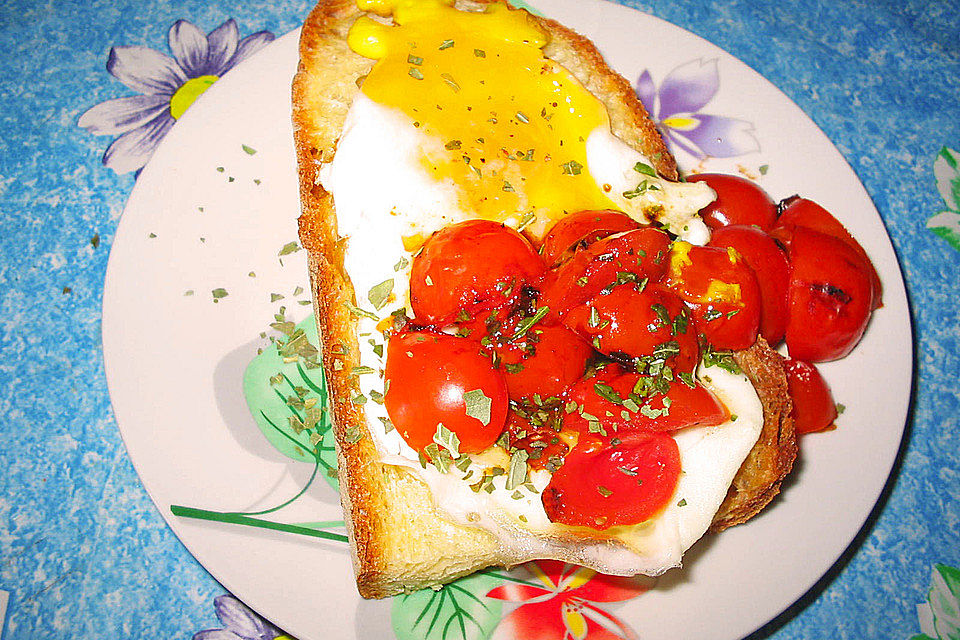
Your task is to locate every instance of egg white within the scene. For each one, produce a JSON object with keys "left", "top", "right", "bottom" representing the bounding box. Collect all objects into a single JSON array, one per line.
[{"left": 320, "top": 93, "right": 763, "bottom": 575}]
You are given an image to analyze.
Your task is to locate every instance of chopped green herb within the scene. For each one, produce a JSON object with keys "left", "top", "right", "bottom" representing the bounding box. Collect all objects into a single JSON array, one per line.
[
  {"left": 561, "top": 160, "right": 583, "bottom": 175},
  {"left": 350, "top": 365, "right": 376, "bottom": 376},
  {"left": 516, "top": 111, "right": 529, "bottom": 124},
  {"left": 474, "top": 48, "right": 486, "bottom": 58},
  {"left": 407, "top": 54, "right": 423, "bottom": 65},
  {"left": 433, "top": 423, "right": 462, "bottom": 458},
  {"left": 633, "top": 161, "right": 657, "bottom": 177},
  {"left": 408, "top": 67, "right": 424, "bottom": 80},
  {"left": 344, "top": 300, "right": 378, "bottom": 320},
  {"left": 212, "top": 288, "right": 229, "bottom": 302},
  {"left": 440, "top": 72, "right": 460, "bottom": 92},
  {"left": 368, "top": 279, "right": 394, "bottom": 310},
  {"left": 278, "top": 241, "right": 300, "bottom": 256},
  {"left": 510, "top": 306, "right": 549, "bottom": 341},
  {"left": 464, "top": 389, "right": 493, "bottom": 426},
  {"left": 594, "top": 382, "right": 622, "bottom": 404},
  {"left": 517, "top": 211, "right": 536, "bottom": 231},
  {"left": 759, "top": 164, "right": 769, "bottom": 175},
  {"left": 242, "top": 144, "right": 257, "bottom": 155},
  {"left": 677, "top": 498, "right": 688, "bottom": 507},
  {"left": 505, "top": 449, "right": 529, "bottom": 491},
  {"left": 439, "top": 39, "right": 455, "bottom": 50},
  {"left": 597, "top": 485, "right": 613, "bottom": 497}
]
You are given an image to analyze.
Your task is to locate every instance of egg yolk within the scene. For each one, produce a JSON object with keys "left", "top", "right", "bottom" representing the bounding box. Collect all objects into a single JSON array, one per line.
[{"left": 347, "top": 0, "right": 617, "bottom": 224}]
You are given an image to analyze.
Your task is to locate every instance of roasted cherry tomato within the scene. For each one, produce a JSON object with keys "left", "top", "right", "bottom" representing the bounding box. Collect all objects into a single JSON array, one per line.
[
  {"left": 562, "top": 365, "right": 728, "bottom": 435},
  {"left": 785, "top": 227, "right": 874, "bottom": 362},
  {"left": 487, "top": 322, "right": 592, "bottom": 401},
  {"left": 564, "top": 284, "right": 698, "bottom": 373},
  {"left": 687, "top": 173, "right": 777, "bottom": 231},
  {"left": 541, "top": 431, "right": 681, "bottom": 529},
  {"left": 708, "top": 225, "right": 790, "bottom": 345},
  {"left": 409, "top": 219, "right": 545, "bottom": 325},
  {"left": 505, "top": 408, "right": 571, "bottom": 471},
  {"left": 540, "top": 227, "right": 672, "bottom": 319},
  {"left": 383, "top": 330, "right": 508, "bottom": 453},
  {"left": 661, "top": 241, "right": 761, "bottom": 350},
  {"left": 784, "top": 359, "right": 838, "bottom": 434},
  {"left": 772, "top": 197, "right": 882, "bottom": 309},
  {"left": 539, "top": 210, "right": 640, "bottom": 267}
]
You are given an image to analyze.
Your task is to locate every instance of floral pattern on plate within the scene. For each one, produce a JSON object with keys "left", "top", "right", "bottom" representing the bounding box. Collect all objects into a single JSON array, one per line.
[
  {"left": 635, "top": 59, "right": 759, "bottom": 161},
  {"left": 78, "top": 19, "right": 274, "bottom": 174}
]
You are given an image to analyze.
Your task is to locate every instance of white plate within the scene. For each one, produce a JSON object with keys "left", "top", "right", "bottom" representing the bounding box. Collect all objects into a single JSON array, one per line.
[{"left": 103, "top": 2, "right": 912, "bottom": 639}]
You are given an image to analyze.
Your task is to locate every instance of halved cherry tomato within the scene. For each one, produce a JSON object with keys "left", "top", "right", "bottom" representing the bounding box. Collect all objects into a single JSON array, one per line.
[
  {"left": 661, "top": 241, "right": 761, "bottom": 350},
  {"left": 539, "top": 210, "right": 640, "bottom": 267},
  {"left": 540, "top": 227, "right": 672, "bottom": 319},
  {"left": 772, "top": 197, "right": 882, "bottom": 309},
  {"left": 708, "top": 225, "right": 790, "bottom": 345},
  {"left": 564, "top": 284, "right": 699, "bottom": 373},
  {"left": 409, "top": 219, "right": 545, "bottom": 325},
  {"left": 687, "top": 173, "right": 777, "bottom": 231},
  {"left": 563, "top": 365, "right": 728, "bottom": 435},
  {"left": 383, "top": 330, "right": 508, "bottom": 453},
  {"left": 541, "top": 431, "right": 681, "bottom": 529},
  {"left": 785, "top": 227, "right": 874, "bottom": 362},
  {"left": 487, "top": 322, "right": 592, "bottom": 401},
  {"left": 784, "top": 359, "right": 838, "bottom": 434}
]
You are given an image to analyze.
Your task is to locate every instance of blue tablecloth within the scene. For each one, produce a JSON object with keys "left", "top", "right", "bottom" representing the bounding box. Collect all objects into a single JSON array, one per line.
[{"left": 1, "top": 0, "right": 958, "bottom": 638}]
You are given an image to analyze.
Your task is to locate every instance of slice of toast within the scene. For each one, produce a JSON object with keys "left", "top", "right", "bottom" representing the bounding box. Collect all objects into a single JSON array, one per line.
[{"left": 293, "top": 0, "right": 795, "bottom": 598}]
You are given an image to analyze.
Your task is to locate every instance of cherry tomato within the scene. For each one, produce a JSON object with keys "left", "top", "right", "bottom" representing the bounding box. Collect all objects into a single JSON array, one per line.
[
  {"left": 563, "top": 284, "right": 699, "bottom": 373},
  {"left": 784, "top": 359, "right": 838, "bottom": 434},
  {"left": 383, "top": 330, "right": 508, "bottom": 453},
  {"left": 409, "top": 219, "right": 545, "bottom": 325},
  {"left": 563, "top": 366, "right": 728, "bottom": 435},
  {"left": 541, "top": 431, "right": 681, "bottom": 529},
  {"left": 772, "top": 197, "right": 882, "bottom": 309},
  {"left": 505, "top": 408, "right": 571, "bottom": 471},
  {"left": 661, "top": 241, "right": 761, "bottom": 350},
  {"left": 709, "top": 225, "right": 790, "bottom": 345},
  {"left": 540, "top": 227, "right": 672, "bottom": 319},
  {"left": 539, "top": 210, "right": 640, "bottom": 267},
  {"left": 488, "top": 322, "right": 592, "bottom": 401},
  {"left": 687, "top": 173, "right": 777, "bottom": 231},
  {"left": 785, "top": 227, "right": 874, "bottom": 362}
]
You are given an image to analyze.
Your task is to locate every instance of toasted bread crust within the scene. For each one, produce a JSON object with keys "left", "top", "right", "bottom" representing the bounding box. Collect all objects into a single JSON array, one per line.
[
  {"left": 711, "top": 339, "right": 797, "bottom": 531},
  {"left": 294, "top": 0, "right": 791, "bottom": 598}
]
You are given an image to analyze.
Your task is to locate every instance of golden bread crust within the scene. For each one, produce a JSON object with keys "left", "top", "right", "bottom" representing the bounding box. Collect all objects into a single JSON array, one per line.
[
  {"left": 711, "top": 339, "right": 797, "bottom": 531},
  {"left": 294, "top": 0, "right": 792, "bottom": 597}
]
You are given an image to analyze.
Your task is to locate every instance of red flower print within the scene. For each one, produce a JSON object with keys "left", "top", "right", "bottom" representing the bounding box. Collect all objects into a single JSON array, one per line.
[{"left": 486, "top": 561, "right": 651, "bottom": 640}]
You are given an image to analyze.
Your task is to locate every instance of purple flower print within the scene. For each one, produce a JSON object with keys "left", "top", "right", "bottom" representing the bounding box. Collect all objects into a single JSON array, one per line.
[
  {"left": 193, "top": 594, "right": 284, "bottom": 640},
  {"left": 636, "top": 59, "right": 759, "bottom": 160},
  {"left": 78, "top": 19, "right": 274, "bottom": 175}
]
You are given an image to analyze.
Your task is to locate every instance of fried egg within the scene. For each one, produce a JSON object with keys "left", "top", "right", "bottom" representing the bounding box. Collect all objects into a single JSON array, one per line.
[{"left": 318, "top": 0, "right": 763, "bottom": 575}]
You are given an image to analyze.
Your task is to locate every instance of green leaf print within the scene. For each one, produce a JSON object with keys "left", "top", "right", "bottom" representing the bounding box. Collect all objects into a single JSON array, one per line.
[
  {"left": 913, "top": 564, "right": 960, "bottom": 640},
  {"left": 929, "top": 564, "right": 960, "bottom": 640},
  {"left": 927, "top": 147, "right": 960, "bottom": 251},
  {"left": 392, "top": 573, "right": 503, "bottom": 640},
  {"left": 243, "top": 314, "right": 339, "bottom": 490}
]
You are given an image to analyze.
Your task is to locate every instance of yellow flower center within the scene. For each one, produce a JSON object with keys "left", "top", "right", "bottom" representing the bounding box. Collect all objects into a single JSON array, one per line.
[
  {"left": 661, "top": 115, "right": 698, "bottom": 131},
  {"left": 170, "top": 75, "right": 219, "bottom": 119}
]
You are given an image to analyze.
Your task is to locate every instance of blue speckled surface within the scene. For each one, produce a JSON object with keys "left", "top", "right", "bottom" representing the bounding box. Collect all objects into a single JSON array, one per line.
[{"left": 0, "top": 0, "right": 957, "bottom": 638}]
